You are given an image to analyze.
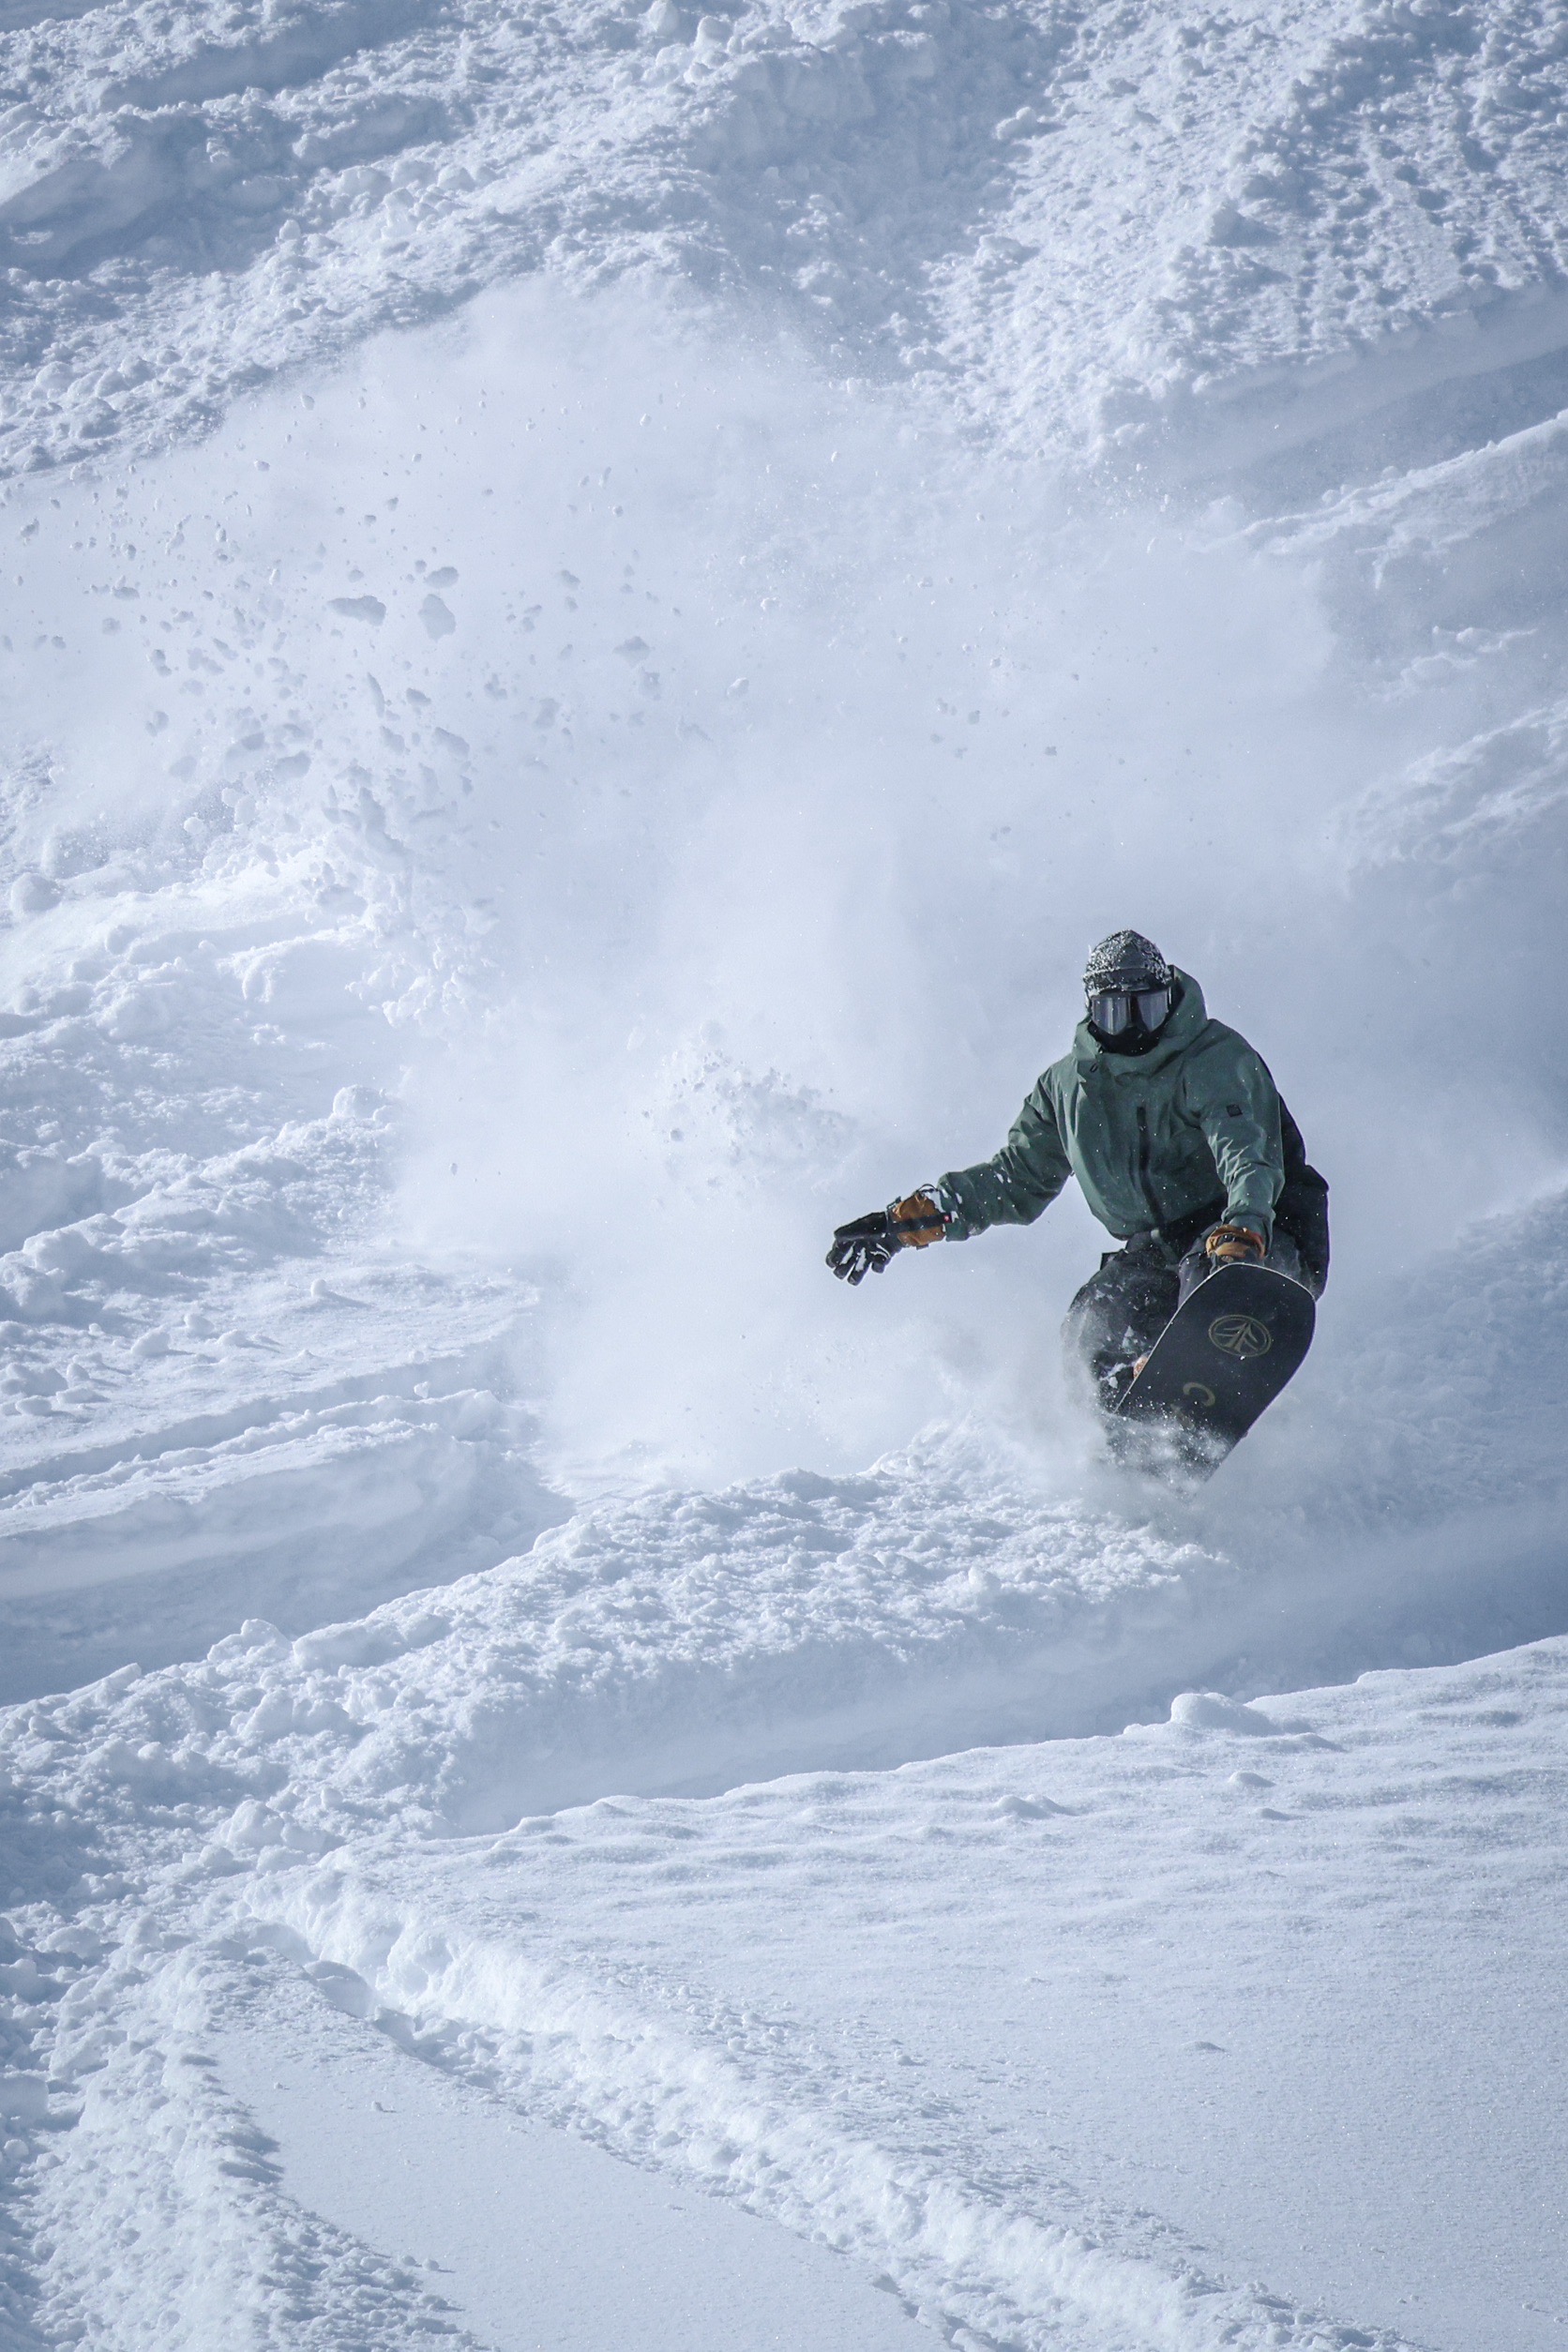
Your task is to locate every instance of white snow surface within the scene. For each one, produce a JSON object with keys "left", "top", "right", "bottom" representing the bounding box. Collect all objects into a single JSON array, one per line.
[
  {"left": 7, "top": 0, "right": 1568, "bottom": 466},
  {"left": 1, "top": 0, "right": 1567, "bottom": 2340}
]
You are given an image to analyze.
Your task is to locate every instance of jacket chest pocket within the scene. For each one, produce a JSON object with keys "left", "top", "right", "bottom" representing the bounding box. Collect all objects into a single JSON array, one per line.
[{"left": 1130, "top": 1095, "right": 1205, "bottom": 1212}]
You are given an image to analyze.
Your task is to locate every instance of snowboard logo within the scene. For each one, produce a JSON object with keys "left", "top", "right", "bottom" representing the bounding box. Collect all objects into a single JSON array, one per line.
[
  {"left": 1182, "top": 1380, "right": 1217, "bottom": 1407},
  {"left": 1207, "top": 1311, "right": 1273, "bottom": 1361}
]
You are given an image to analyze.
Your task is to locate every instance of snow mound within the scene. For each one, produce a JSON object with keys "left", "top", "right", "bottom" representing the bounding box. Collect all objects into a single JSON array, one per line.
[{"left": 1167, "top": 1690, "right": 1281, "bottom": 1733}]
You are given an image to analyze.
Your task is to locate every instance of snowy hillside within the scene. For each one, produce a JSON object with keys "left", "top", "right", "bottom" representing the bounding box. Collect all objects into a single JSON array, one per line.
[
  {"left": 8, "top": 0, "right": 1568, "bottom": 468},
  {"left": 1, "top": 0, "right": 1566, "bottom": 2343}
]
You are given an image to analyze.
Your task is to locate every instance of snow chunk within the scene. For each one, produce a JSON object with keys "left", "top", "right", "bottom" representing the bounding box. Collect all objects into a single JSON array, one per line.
[
  {"left": 225, "top": 1799, "right": 285, "bottom": 1853},
  {"left": 1168, "top": 1691, "right": 1283, "bottom": 1735},
  {"left": 0, "top": 2075, "right": 51, "bottom": 2124},
  {"left": 10, "top": 872, "right": 58, "bottom": 915},
  {"left": 291, "top": 1621, "right": 405, "bottom": 1670}
]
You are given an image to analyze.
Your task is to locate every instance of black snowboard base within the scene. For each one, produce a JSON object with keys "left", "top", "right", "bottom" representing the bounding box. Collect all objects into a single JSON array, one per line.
[{"left": 1108, "top": 1260, "right": 1316, "bottom": 1482}]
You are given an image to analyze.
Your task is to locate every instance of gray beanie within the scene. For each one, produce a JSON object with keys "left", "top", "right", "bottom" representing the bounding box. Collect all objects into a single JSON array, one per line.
[{"left": 1082, "top": 930, "right": 1171, "bottom": 994}]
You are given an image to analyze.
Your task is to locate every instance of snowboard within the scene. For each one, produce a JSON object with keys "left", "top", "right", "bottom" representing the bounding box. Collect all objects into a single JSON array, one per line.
[{"left": 1109, "top": 1259, "right": 1316, "bottom": 1480}]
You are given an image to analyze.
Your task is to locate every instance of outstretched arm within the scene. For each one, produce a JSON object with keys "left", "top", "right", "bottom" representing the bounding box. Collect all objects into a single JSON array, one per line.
[
  {"left": 826, "top": 1079, "right": 1070, "bottom": 1284},
  {"left": 930, "top": 1079, "right": 1073, "bottom": 1242}
]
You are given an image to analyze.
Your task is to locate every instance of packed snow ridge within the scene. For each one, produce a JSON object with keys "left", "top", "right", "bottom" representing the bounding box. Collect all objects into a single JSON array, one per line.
[{"left": 2, "top": 0, "right": 1567, "bottom": 2340}]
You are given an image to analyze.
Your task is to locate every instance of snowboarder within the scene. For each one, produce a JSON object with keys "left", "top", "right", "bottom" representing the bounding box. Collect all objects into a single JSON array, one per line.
[{"left": 826, "top": 931, "right": 1329, "bottom": 1419}]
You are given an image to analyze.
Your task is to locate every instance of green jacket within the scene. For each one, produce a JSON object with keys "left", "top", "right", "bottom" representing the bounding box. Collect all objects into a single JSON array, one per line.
[{"left": 934, "top": 972, "right": 1284, "bottom": 1245}]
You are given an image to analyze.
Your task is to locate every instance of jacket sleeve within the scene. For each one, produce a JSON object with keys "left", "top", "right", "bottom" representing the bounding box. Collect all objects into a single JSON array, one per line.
[
  {"left": 1184, "top": 1043, "right": 1284, "bottom": 1240},
  {"left": 930, "top": 1078, "right": 1072, "bottom": 1241}
]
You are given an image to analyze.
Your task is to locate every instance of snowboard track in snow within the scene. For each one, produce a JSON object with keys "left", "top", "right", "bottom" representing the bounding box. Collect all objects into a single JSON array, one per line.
[{"left": 14, "top": 1627, "right": 1562, "bottom": 2352}]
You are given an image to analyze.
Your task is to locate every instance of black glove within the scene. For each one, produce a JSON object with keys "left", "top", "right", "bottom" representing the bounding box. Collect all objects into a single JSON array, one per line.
[{"left": 826, "top": 1211, "right": 897, "bottom": 1285}]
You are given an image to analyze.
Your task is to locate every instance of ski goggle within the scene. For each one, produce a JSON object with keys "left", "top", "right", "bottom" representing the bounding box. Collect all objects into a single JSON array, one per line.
[{"left": 1088, "top": 985, "right": 1172, "bottom": 1036}]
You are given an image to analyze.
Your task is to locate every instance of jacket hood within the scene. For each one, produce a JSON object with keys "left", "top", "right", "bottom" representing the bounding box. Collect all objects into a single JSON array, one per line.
[{"left": 1072, "top": 969, "right": 1208, "bottom": 1078}]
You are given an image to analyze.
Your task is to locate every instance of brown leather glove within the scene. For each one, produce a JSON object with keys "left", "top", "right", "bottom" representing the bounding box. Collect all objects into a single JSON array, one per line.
[
  {"left": 891, "top": 1192, "right": 945, "bottom": 1248},
  {"left": 1204, "top": 1223, "right": 1267, "bottom": 1267}
]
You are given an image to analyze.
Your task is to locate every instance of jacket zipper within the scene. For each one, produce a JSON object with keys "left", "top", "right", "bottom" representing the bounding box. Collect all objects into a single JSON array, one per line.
[{"left": 1136, "top": 1102, "right": 1160, "bottom": 1225}]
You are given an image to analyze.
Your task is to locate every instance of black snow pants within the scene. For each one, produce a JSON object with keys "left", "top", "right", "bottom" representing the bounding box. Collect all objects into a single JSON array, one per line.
[{"left": 1062, "top": 1184, "right": 1327, "bottom": 1418}]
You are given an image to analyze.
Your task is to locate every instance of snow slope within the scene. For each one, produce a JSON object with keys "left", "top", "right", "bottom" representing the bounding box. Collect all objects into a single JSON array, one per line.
[
  {"left": 7, "top": 0, "right": 1568, "bottom": 469},
  {"left": 4, "top": 1615, "right": 1564, "bottom": 2348},
  {"left": 1, "top": 0, "right": 1567, "bottom": 2340}
]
